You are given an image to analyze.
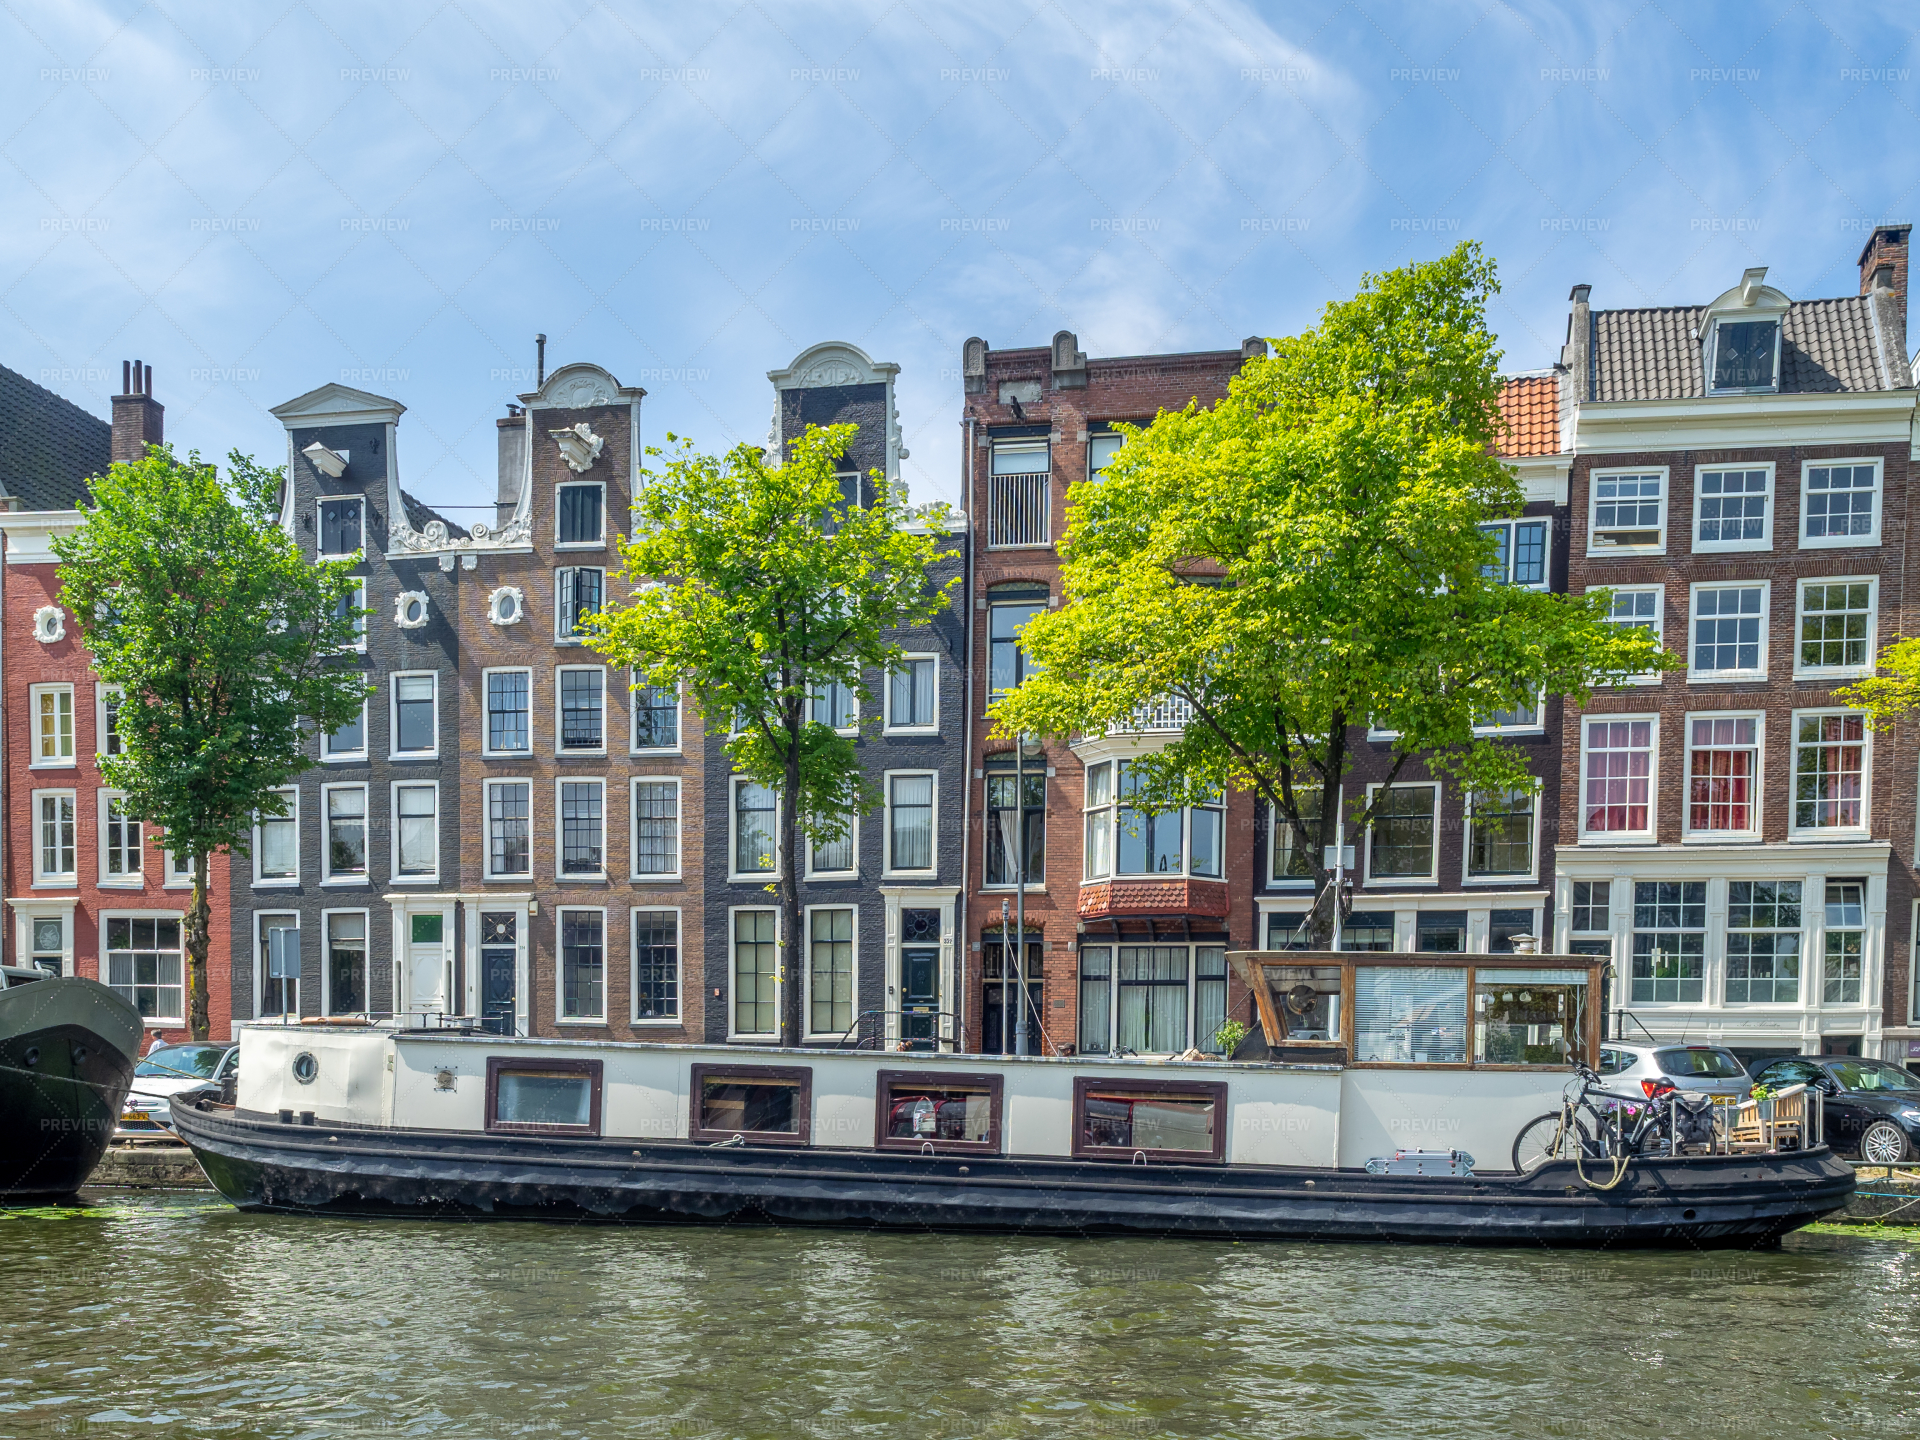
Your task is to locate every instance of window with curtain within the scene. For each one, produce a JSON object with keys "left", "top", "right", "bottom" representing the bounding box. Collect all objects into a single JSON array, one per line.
[
  {"left": 734, "top": 781, "right": 776, "bottom": 875},
  {"left": 487, "top": 671, "right": 530, "bottom": 752},
  {"left": 810, "top": 679, "right": 857, "bottom": 731},
  {"left": 889, "top": 657, "right": 937, "bottom": 728},
  {"left": 561, "top": 911, "right": 604, "bottom": 1020},
  {"left": 1117, "top": 946, "right": 1189, "bottom": 1054},
  {"left": 559, "top": 669, "right": 604, "bottom": 751},
  {"left": 1077, "top": 946, "right": 1112, "bottom": 1054},
  {"left": 395, "top": 784, "right": 437, "bottom": 877},
  {"left": 888, "top": 775, "right": 934, "bottom": 871},
  {"left": 106, "top": 917, "right": 184, "bottom": 1021},
  {"left": 256, "top": 791, "right": 296, "bottom": 881},
  {"left": 985, "top": 772, "right": 1045, "bottom": 886},
  {"left": 1194, "top": 947, "right": 1227, "bottom": 1053},
  {"left": 560, "top": 781, "right": 604, "bottom": 876},
  {"left": 326, "top": 912, "right": 367, "bottom": 1014},
  {"left": 632, "top": 781, "right": 679, "bottom": 876},
  {"left": 1353, "top": 965, "right": 1467, "bottom": 1063}
]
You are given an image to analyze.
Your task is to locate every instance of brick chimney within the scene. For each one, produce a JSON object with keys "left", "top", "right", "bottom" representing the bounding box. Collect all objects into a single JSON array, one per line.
[
  {"left": 110, "top": 360, "right": 164, "bottom": 464},
  {"left": 1857, "top": 224, "right": 1911, "bottom": 362}
]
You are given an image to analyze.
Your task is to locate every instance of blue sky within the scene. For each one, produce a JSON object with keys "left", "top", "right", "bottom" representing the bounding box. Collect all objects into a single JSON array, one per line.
[{"left": 4, "top": 1, "right": 1916, "bottom": 512}]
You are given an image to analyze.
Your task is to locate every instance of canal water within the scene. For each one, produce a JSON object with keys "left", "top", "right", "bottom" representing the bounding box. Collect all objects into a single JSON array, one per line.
[{"left": 2, "top": 1194, "right": 1915, "bottom": 1439}]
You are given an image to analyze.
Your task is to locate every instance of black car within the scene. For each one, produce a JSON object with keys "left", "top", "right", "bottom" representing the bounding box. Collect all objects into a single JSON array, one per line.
[{"left": 1750, "top": 1056, "right": 1920, "bottom": 1164}]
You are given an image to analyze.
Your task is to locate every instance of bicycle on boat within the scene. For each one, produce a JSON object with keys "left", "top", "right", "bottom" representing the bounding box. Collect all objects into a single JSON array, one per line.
[{"left": 1510, "top": 1058, "right": 1699, "bottom": 1176}]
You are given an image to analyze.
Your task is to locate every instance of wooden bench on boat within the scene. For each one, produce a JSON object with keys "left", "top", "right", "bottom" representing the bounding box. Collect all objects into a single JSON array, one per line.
[{"left": 1728, "top": 1083, "right": 1813, "bottom": 1153}]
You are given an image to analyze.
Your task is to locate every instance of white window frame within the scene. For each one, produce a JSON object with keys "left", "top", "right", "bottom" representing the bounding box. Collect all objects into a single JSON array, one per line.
[
  {"left": 253, "top": 786, "right": 300, "bottom": 887},
  {"left": 1472, "top": 687, "right": 1547, "bottom": 736},
  {"left": 1478, "top": 517, "right": 1551, "bottom": 589},
  {"left": 321, "top": 693, "right": 369, "bottom": 762},
  {"left": 726, "top": 904, "right": 782, "bottom": 1042},
  {"left": 631, "top": 905, "right": 683, "bottom": 1027},
  {"left": 630, "top": 675, "right": 681, "bottom": 755},
  {"left": 1690, "top": 462, "right": 1775, "bottom": 554},
  {"left": 630, "top": 776, "right": 683, "bottom": 882},
  {"left": 319, "top": 781, "right": 372, "bottom": 885},
  {"left": 729, "top": 776, "right": 781, "bottom": 882},
  {"left": 883, "top": 654, "right": 940, "bottom": 734},
  {"left": 805, "top": 812, "right": 859, "bottom": 880},
  {"left": 1789, "top": 707, "right": 1872, "bottom": 841},
  {"left": 1461, "top": 782, "right": 1541, "bottom": 885},
  {"left": 1680, "top": 710, "right": 1766, "bottom": 842},
  {"left": 101, "top": 909, "right": 186, "bottom": 1026},
  {"left": 1687, "top": 580, "right": 1770, "bottom": 683},
  {"left": 389, "top": 780, "right": 440, "bottom": 884},
  {"left": 554, "top": 480, "right": 607, "bottom": 550},
  {"left": 883, "top": 769, "right": 940, "bottom": 878},
  {"left": 319, "top": 906, "right": 372, "bottom": 1017},
  {"left": 1792, "top": 576, "right": 1879, "bottom": 682},
  {"left": 98, "top": 790, "right": 145, "bottom": 889},
  {"left": 1361, "top": 781, "right": 1441, "bottom": 886},
  {"left": 388, "top": 670, "right": 439, "bottom": 760},
  {"left": 809, "top": 677, "right": 860, "bottom": 736},
  {"left": 29, "top": 683, "right": 76, "bottom": 768},
  {"left": 555, "top": 905, "right": 610, "bottom": 1025},
  {"left": 338, "top": 578, "right": 367, "bottom": 653},
  {"left": 1590, "top": 583, "right": 1666, "bottom": 686},
  {"left": 1586, "top": 467, "right": 1669, "bottom": 558},
  {"left": 1266, "top": 785, "right": 1338, "bottom": 890},
  {"left": 802, "top": 902, "right": 860, "bottom": 1042},
  {"left": 95, "top": 683, "right": 125, "bottom": 759},
  {"left": 1799, "top": 457, "right": 1884, "bottom": 550},
  {"left": 252, "top": 910, "right": 300, "bottom": 1020},
  {"left": 162, "top": 846, "right": 194, "bottom": 890},
  {"left": 480, "top": 666, "right": 535, "bottom": 757},
  {"left": 555, "top": 665, "right": 608, "bottom": 756},
  {"left": 556, "top": 776, "right": 609, "bottom": 882},
  {"left": 32, "top": 789, "right": 79, "bottom": 886},
  {"left": 483, "top": 777, "right": 535, "bottom": 881},
  {"left": 1577, "top": 714, "right": 1659, "bottom": 845},
  {"left": 1705, "top": 314, "right": 1783, "bottom": 396},
  {"left": 554, "top": 565, "right": 605, "bottom": 643},
  {"left": 316, "top": 495, "right": 365, "bottom": 558}
]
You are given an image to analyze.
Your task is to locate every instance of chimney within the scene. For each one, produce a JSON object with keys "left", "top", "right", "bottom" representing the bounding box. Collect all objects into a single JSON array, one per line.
[
  {"left": 1562, "top": 285, "right": 1592, "bottom": 404},
  {"left": 110, "top": 360, "right": 164, "bottom": 465},
  {"left": 1857, "top": 223, "right": 1911, "bottom": 364},
  {"left": 496, "top": 404, "right": 528, "bottom": 530}
]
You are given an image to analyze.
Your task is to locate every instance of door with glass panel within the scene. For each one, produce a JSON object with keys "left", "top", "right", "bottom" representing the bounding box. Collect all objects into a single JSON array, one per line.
[
  {"left": 899, "top": 908, "right": 942, "bottom": 1049},
  {"left": 406, "top": 912, "right": 447, "bottom": 1014},
  {"left": 480, "top": 912, "right": 518, "bottom": 1035},
  {"left": 981, "top": 939, "right": 1044, "bottom": 1054}
]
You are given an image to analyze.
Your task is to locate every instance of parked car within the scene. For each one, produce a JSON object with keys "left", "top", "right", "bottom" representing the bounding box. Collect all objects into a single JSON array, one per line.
[
  {"left": 1594, "top": 1042, "right": 1752, "bottom": 1104},
  {"left": 1750, "top": 1056, "right": 1920, "bottom": 1164},
  {"left": 122, "top": 1043, "right": 236, "bottom": 1132}
]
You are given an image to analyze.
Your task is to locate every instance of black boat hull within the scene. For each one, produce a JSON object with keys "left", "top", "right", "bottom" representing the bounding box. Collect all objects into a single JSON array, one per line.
[
  {"left": 172, "top": 1101, "right": 1856, "bottom": 1248},
  {"left": 0, "top": 978, "right": 144, "bottom": 1200}
]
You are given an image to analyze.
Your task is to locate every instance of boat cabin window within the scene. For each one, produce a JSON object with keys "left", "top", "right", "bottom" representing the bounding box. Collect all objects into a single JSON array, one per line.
[
  {"left": 875, "top": 1070, "right": 1002, "bottom": 1153},
  {"left": 1472, "top": 969, "right": 1589, "bottom": 1066},
  {"left": 1354, "top": 965, "right": 1468, "bottom": 1064},
  {"left": 690, "top": 1064, "right": 812, "bottom": 1145},
  {"left": 486, "top": 1058, "right": 603, "bottom": 1137},
  {"left": 1071, "top": 1078, "right": 1227, "bottom": 1163},
  {"left": 1268, "top": 966, "right": 1341, "bottom": 1040}
]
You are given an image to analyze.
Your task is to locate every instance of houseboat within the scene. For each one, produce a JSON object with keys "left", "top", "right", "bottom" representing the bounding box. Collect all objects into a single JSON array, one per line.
[
  {"left": 0, "top": 967, "right": 144, "bottom": 1199},
  {"left": 171, "top": 951, "right": 1855, "bottom": 1247}
]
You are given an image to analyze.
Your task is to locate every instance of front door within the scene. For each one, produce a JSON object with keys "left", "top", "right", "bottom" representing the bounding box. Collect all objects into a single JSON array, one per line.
[
  {"left": 407, "top": 912, "right": 446, "bottom": 1015},
  {"left": 480, "top": 912, "right": 517, "bottom": 1036},
  {"left": 982, "top": 940, "right": 1045, "bottom": 1055},
  {"left": 901, "top": 947, "right": 939, "bottom": 1049}
]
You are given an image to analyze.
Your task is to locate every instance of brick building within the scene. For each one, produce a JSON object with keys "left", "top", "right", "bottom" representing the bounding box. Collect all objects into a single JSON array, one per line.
[
  {"left": 1553, "top": 225, "right": 1920, "bottom": 1068},
  {"left": 3, "top": 362, "right": 234, "bottom": 1041}
]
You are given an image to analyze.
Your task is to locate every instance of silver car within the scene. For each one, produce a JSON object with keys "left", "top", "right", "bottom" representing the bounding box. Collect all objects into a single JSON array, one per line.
[
  {"left": 1595, "top": 1042, "right": 1752, "bottom": 1103},
  {"left": 122, "top": 1042, "right": 237, "bottom": 1132}
]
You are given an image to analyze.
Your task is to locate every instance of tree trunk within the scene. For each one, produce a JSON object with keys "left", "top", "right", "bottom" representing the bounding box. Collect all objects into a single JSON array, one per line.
[
  {"left": 778, "top": 745, "right": 804, "bottom": 1048},
  {"left": 186, "top": 851, "right": 213, "bottom": 1041}
]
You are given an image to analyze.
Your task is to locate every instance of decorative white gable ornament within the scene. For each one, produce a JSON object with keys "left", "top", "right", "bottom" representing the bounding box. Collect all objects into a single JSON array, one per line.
[
  {"left": 31, "top": 605, "right": 65, "bottom": 644},
  {"left": 551, "top": 422, "right": 605, "bottom": 473},
  {"left": 488, "top": 585, "right": 525, "bottom": 626},
  {"left": 394, "top": 591, "right": 430, "bottom": 628},
  {"left": 302, "top": 441, "right": 349, "bottom": 478}
]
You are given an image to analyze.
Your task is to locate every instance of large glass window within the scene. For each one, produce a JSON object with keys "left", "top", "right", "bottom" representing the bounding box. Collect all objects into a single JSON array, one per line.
[
  {"left": 1472, "top": 968, "right": 1587, "bottom": 1065},
  {"left": 490, "top": 1061, "right": 600, "bottom": 1135},
  {"left": 256, "top": 790, "right": 297, "bottom": 882},
  {"left": 1582, "top": 719, "right": 1653, "bottom": 835},
  {"left": 1077, "top": 945, "right": 1112, "bottom": 1054},
  {"left": 1824, "top": 882, "right": 1865, "bottom": 1004},
  {"left": 988, "top": 601, "right": 1042, "bottom": 699},
  {"left": 1368, "top": 784, "right": 1437, "bottom": 879},
  {"left": 808, "top": 907, "right": 854, "bottom": 1036},
  {"left": 1694, "top": 468, "right": 1770, "bottom": 548},
  {"left": 1794, "top": 714, "right": 1866, "bottom": 831},
  {"left": 35, "top": 685, "right": 74, "bottom": 763},
  {"left": 393, "top": 674, "right": 436, "bottom": 755},
  {"left": 559, "top": 781, "right": 604, "bottom": 876},
  {"left": 1726, "top": 881, "right": 1800, "bottom": 1003},
  {"left": 633, "top": 680, "right": 679, "bottom": 751},
  {"left": 694, "top": 1065, "right": 806, "bottom": 1141},
  {"left": 325, "top": 786, "right": 368, "bottom": 877},
  {"left": 632, "top": 780, "right": 679, "bottom": 877},
  {"left": 986, "top": 773, "right": 1045, "bottom": 887},
  {"left": 1075, "top": 1080, "right": 1223, "bottom": 1160},
  {"left": 104, "top": 796, "right": 143, "bottom": 878},
  {"left": 1803, "top": 463, "right": 1879, "bottom": 544},
  {"left": 1589, "top": 472, "right": 1664, "bottom": 550},
  {"left": 1270, "top": 787, "right": 1323, "bottom": 883},
  {"left": 732, "top": 910, "right": 778, "bottom": 1035},
  {"left": 1691, "top": 585, "right": 1766, "bottom": 677},
  {"left": 488, "top": 781, "right": 530, "bottom": 878},
  {"left": 487, "top": 671, "right": 530, "bottom": 752},
  {"left": 1118, "top": 763, "right": 1184, "bottom": 875},
  {"left": 887, "top": 775, "right": 935, "bottom": 872},
  {"left": 1353, "top": 965, "right": 1467, "bottom": 1063},
  {"left": 734, "top": 781, "right": 776, "bottom": 875},
  {"left": 560, "top": 911, "right": 604, "bottom": 1020},
  {"left": 325, "top": 911, "right": 366, "bottom": 1014},
  {"left": 556, "top": 482, "right": 603, "bottom": 545},
  {"left": 395, "top": 784, "right": 437, "bottom": 878},
  {"left": 556, "top": 566, "right": 604, "bottom": 640},
  {"left": 1631, "top": 881, "right": 1705, "bottom": 1002},
  {"left": 1084, "top": 761, "right": 1114, "bottom": 881},
  {"left": 1117, "top": 946, "right": 1189, "bottom": 1054},
  {"left": 1480, "top": 519, "right": 1548, "bottom": 586},
  {"left": 105, "top": 917, "right": 183, "bottom": 1021},
  {"left": 558, "top": 669, "right": 604, "bottom": 751},
  {"left": 889, "top": 657, "right": 937, "bottom": 729},
  {"left": 1711, "top": 319, "right": 1778, "bottom": 391},
  {"left": 1467, "top": 786, "right": 1534, "bottom": 877},
  {"left": 1687, "top": 716, "right": 1758, "bottom": 833},
  {"left": 633, "top": 910, "right": 678, "bottom": 1021},
  {"left": 1798, "top": 581, "right": 1873, "bottom": 674},
  {"left": 877, "top": 1072, "right": 1000, "bottom": 1151}
]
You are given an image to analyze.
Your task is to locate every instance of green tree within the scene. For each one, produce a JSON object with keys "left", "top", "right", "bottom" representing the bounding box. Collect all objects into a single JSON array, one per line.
[
  {"left": 586, "top": 425, "right": 958, "bottom": 1046},
  {"left": 992, "top": 243, "right": 1671, "bottom": 945},
  {"left": 54, "top": 445, "right": 368, "bottom": 1039},
  {"left": 1836, "top": 637, "right": 1920, "bottom": 730}
]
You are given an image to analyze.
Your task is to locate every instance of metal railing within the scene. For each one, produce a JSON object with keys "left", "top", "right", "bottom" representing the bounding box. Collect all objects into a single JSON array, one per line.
[
  {"left": 1108, "top": 694, "right": 1194, "bottom": 735},
  {"left": 986, "top": 473, "right": 1050, "bottom": 548}
]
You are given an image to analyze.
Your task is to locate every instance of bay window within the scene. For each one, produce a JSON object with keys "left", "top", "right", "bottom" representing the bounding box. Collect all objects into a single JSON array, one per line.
[
  {"left": 1076, "top": 944, "right": 1228, "bottom": 1056},
  {"left": 1081, "top": 760, "right": 1221, "bottom": 881}
]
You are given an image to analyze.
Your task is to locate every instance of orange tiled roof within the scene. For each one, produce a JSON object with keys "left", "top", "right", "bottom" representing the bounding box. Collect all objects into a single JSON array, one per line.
[{"left": 1494, "top": 373, "right": 1560, "bottom": 458}]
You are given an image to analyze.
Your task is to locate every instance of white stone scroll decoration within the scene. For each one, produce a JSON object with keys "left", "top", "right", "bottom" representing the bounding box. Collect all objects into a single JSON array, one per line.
[
  {"left": 32, "top": 605, "right": 65, "bottom": 644},
  {"left": 551, "top": 422, "right": 605, "bottom": 473}
]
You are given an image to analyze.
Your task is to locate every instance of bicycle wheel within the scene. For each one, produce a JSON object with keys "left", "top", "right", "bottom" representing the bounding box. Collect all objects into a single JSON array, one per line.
[{"left": 1511, "top": 1111, "right": 1602, "bottom": 1172}]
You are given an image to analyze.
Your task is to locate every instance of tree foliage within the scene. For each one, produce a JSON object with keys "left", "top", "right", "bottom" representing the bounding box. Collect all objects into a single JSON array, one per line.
[
  {"left": 992, "top": 242, "right": 1671, "bottom": 942},
  {"left": 54, "top": 445, "right": 368, "bottom": 1037},
  {"left": 586, "top": 424, "right": 958, "bottom": 1044},
  {"left": 1835, "top": 637, "right": 1920, "bottom": 731}
]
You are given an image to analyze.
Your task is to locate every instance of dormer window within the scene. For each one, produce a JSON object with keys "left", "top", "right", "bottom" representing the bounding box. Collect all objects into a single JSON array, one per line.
[{"left": 1709, "top": 318, "right": 1780, "bottom": 393}]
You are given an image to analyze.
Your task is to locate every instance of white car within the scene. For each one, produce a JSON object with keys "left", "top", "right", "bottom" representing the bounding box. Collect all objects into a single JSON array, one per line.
[
  {"left": 122, "top": 1043, "right": 237, "bottom": 1132},
  {"left": 1594, "top": 1041, "right": 1752, "bottom": 1104}
]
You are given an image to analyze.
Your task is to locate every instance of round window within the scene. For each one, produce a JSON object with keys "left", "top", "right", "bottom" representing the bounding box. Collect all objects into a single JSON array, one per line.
[
  {"left": 31, "top": 606, "right": 65, "bottom": 644},
  {"left": 489, "top": 586, "right": 524, "bottom": 626},
  {"left": 405, "top": 598, "right": 425, "bottom": 624},
  {"left": 292, "top": 1051, "right": 319, "bottom": 1084}
]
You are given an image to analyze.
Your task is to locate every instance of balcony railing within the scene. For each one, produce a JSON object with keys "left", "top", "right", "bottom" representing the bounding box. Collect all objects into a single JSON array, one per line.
[
  {"left": 1108, "top": 695, "right": 1193, "bottom": 735},
  {"left": 986, "top": 473, "right": 1050, "bottom": 548}
]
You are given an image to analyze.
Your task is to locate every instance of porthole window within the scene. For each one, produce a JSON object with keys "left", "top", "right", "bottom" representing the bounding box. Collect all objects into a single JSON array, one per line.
[
  {"left": 32, "top": 606, "right": 65, "bottom": 645},
  {"left": 292, "top": 1051, "right": 318, "bottom": 1084},
  {"left": 394, "top": 591, "right": 430, "bottom": 629},
  {"left": 488, "top": 585, "right": 525, "bottom": 627}
]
